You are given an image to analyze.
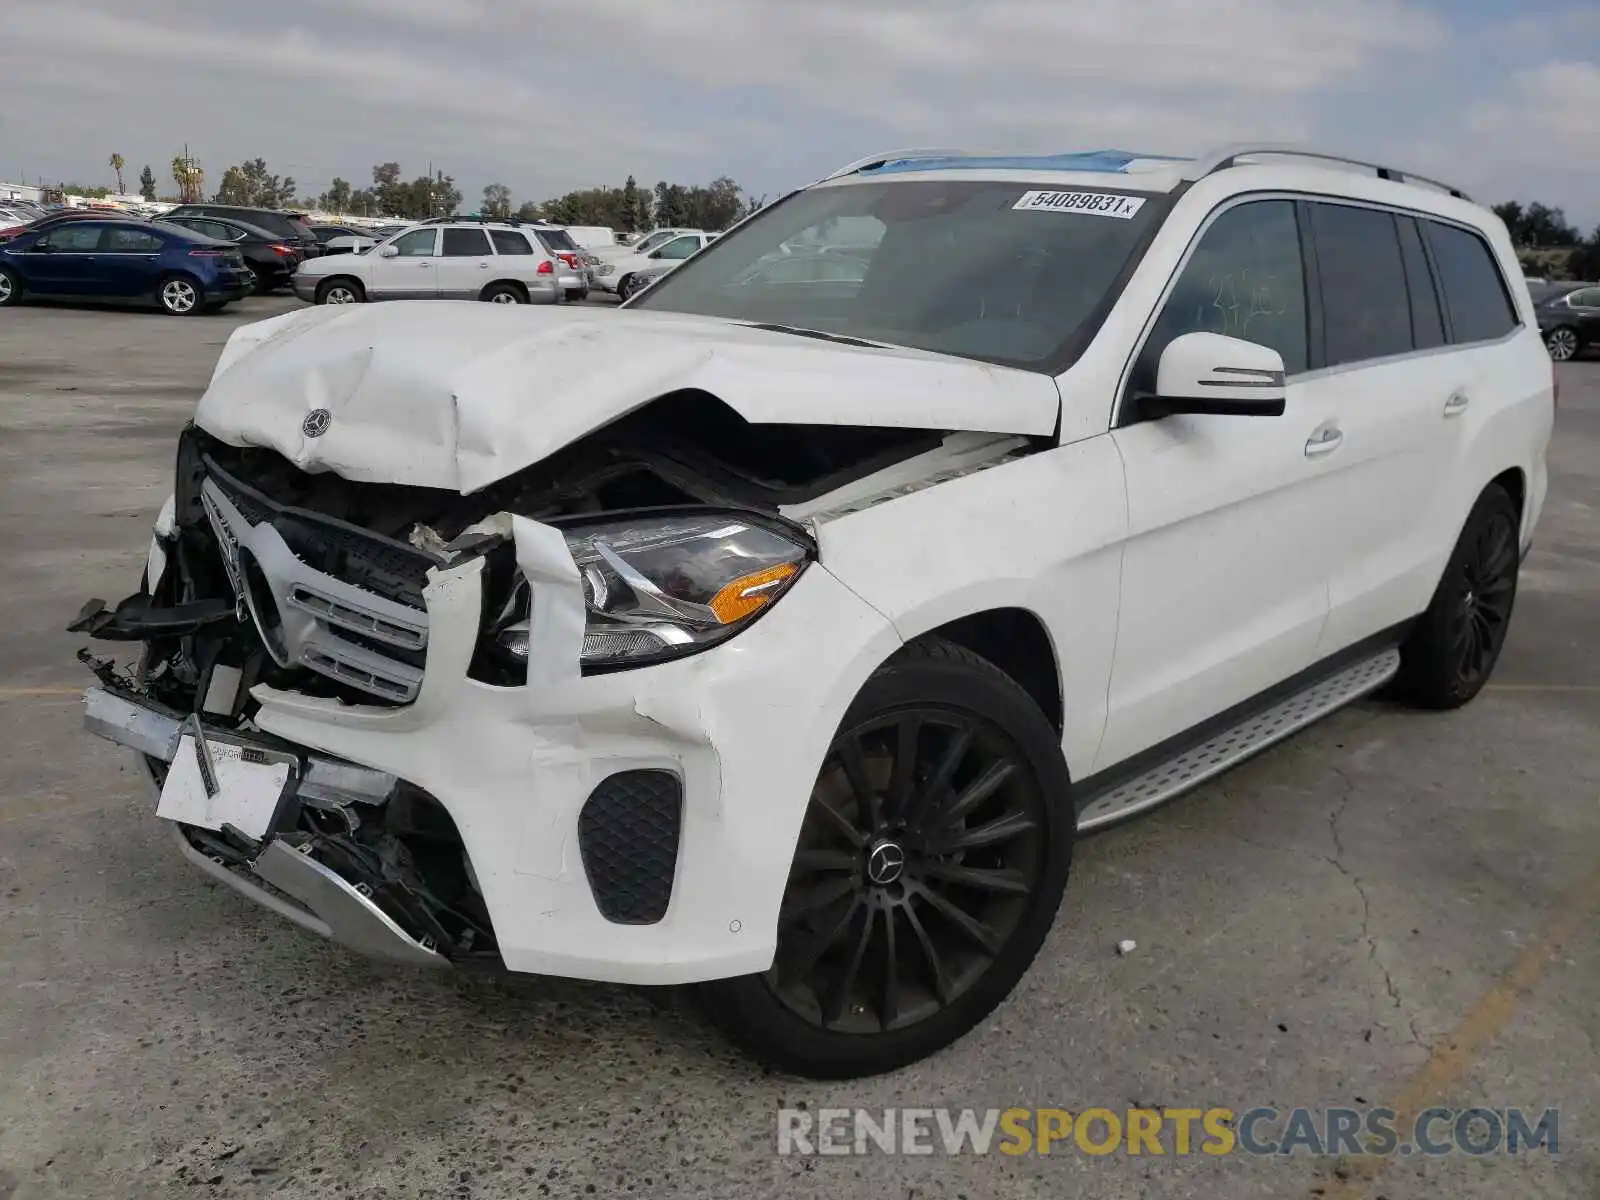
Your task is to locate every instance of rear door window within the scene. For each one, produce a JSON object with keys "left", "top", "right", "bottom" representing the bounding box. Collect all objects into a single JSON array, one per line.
[
  {"left": 1307, "top": 202, "right": 1412, "bottom": 366},
  {"left": 1424, "top": 221, "right": 1518, "bottom": 344},
  {"left": 1395, "top": 217, "right": 1446, "bottom": 351},
  {"left": 102, "top": 227, "right": 163, "bottom": 253},
  {"left": 490, "top": 229, "right": 534, "bottom": 255},
  {"left": 442, "top": 227, "right": 492, "bottom": 256}
]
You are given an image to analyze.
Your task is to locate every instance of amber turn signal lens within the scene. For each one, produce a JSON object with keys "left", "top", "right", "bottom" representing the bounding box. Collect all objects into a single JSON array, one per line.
[{"left": 708, "top": 562, "right": 798, "bottom": 624}]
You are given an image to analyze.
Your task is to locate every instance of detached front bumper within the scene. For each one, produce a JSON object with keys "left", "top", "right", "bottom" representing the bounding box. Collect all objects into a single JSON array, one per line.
[{"left": 86, "top": 686, "right": 448, "bottom": 968}]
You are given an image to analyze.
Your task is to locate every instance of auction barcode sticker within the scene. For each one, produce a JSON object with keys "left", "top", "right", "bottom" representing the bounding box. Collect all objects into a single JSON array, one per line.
[{"left": 1013, "top": 190, "right": 1146, "bottom": 219}]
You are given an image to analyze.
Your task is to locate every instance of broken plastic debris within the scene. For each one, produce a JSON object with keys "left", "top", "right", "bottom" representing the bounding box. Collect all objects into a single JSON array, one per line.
[{"left": 1116, "top": 939, "right": 1137, "bottom": 956}]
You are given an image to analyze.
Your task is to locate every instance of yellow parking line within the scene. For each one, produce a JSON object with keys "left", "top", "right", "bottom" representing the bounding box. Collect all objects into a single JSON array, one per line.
[
  {"left": 1324, "top": 859, "right": 1600, "bottom": 1198},
  {"left": 0, "top": 686, "right": 83, "bottom": 700}
]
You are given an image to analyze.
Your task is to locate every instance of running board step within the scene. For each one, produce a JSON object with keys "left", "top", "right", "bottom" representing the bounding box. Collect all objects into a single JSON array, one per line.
[{"left": 1076, "top": 647, "right": 1401, "bottom": 833}]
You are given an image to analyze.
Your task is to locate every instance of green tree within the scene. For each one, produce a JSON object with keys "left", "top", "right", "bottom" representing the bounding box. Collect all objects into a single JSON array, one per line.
[
  {"left": 138, "top": 165, "right": 157, "bottom": 201},
  {"left": 481, "top": 182, "right": 512, "bottom": 220},
  {"left": 319, "top": 177, "right": 353, "bottom": 213},
  {"left": 108, "top": 153, "right": 125, "bottom": 195},
  {"left": 372, "top": 162, "right": 405, "bottom": 215},
  {"left": 515, "top": 199, "right": 542, "bottom": 222},
  {"left": 171, "top": 154, "right": 204, "bottom": 202}
]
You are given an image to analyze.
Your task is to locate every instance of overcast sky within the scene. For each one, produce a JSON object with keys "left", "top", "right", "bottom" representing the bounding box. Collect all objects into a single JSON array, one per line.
[{"left": 3, "top": 0, "right": 1597, "bottom": 225}]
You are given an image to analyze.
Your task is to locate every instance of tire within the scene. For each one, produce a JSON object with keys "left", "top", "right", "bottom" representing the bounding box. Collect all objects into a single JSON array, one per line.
[
  {"left": 698, "top": 638, "right": 1073, "bottom": 1078},
  {"left": 480, "top": 282, "right": 526, "bottom": 304},
  {"left": 1393, "top": 484, "right": 1520, "bottom": 710},
  {"left": 566, "top": 287, "right": 589, "bottom": 303},
  {"left": 157, "top": 274, "right": 202, "bottom": 316},
  {"left": 1545, "top": 325, "right": 1580, "bottom": 362},
  {"left": 250, "top": 265, "right": 275, "bottom": 296},
  {"left": 616, "top": 274, "right": 637, "bottom": 302},
  {"left": 0, "top": 266, "right": 21, "bottom": 307},
  {"left": 315, "top": 278, "right": 364, "bottom": 305}
]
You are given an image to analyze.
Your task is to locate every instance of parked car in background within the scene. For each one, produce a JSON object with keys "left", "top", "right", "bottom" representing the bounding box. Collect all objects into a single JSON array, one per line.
[
  {"left": 596, "top": 227, "right": 703, "bottom": 259},
  {"left": 0, "top": 207, "right": 133, "bottom": 241},
  {"left": 594, "top": 230, "right": 718, "bottom": 299},
  {"left": 526, "top": 224, "right": 593, "bottom": 301},
  {"left": 309, "top": 224, "right": 377, "bottom": 256},
  {"left": 161, "top": 214, "right": 302, "bottom": 293},
  {"left": 163, "top": 204, "right": 321, "bottom": 260},
  {"left": 1534, "top": 282, "right": 1600, "bottom": 361},
  {"left": 0, "top": 218, "right": 251, "bottom": 313},
  {"left": 291, "top": 221, "right": 564, "bottom": 305},
  {"left": 557, "top": 225, "right": 617, "bottom": 251}
]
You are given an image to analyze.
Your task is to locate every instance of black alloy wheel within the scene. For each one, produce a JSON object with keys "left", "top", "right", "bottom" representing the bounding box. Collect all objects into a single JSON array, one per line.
[
  {"left": 1395, "top": 483, "right": 1521, "bottom": 709},
  {"left": 1447, "top": 500, "right": 1518, "bottom": 690},
  {"left": 699, "top": 639, "right": 1072, "bottom": 1078}
]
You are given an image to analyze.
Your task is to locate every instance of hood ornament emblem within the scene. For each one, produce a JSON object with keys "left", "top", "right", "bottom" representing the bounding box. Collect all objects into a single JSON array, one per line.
[{"left": 301, "top": 408, "right": 333, "bottom": 438}]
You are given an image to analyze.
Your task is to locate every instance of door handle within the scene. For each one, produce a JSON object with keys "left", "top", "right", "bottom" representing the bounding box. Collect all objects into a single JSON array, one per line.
[
  {"left": 1443, "top": 390, "right": 1470, "bottom": 417},
  {"left": 479, "top": 262, "right": 489, "bottom": 269},
  {"left": 1305, "top": 425, "right": 1343, "bottom": 458}
]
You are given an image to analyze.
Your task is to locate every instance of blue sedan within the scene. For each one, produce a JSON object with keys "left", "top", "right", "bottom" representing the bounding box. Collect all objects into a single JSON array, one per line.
[{"left": 0, "top": 218, "right": 254, "bottom": 315}]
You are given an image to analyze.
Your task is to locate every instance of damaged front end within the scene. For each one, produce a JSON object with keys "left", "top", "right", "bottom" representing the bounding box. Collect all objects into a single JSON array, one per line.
[{"left": 73, "top": 396, "right": 968, "bottom": 970}]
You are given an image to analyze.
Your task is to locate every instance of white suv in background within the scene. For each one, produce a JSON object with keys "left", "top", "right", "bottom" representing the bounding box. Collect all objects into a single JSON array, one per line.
[
  {"left": 75, "top": 144, "right": 1552, "bottom": 1081},
  {"left": 291, "top": 222, "right": 564, "bottom": 305},
  {"left": 592, "top": 230, "right": 718, "bottom": 299}
]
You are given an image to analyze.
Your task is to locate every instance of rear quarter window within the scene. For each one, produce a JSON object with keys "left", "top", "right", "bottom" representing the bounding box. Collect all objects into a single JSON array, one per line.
[
  {"left": 490, "top": 229, "right": 534, "bottom": 255},
  {"left": 1424, "top": 221, "right": 1518, "bottom": 344}
]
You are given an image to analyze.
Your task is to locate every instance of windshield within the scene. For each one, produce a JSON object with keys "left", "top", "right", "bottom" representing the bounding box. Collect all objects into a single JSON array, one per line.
[
  {"left": 631, "top": 179, "right": 1166, "bottom": 370},
  {"left": 632, "top": 230, "right": 679, "bottom": 254}
]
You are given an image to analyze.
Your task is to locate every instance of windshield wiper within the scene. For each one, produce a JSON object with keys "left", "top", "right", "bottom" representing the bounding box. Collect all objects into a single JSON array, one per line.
[{"left": 741, "top": 322, "right": 887, "bottom": 350}]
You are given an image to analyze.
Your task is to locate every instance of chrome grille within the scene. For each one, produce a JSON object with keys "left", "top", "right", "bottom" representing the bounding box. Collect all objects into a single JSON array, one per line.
[{"left": 201, "top": 478, "right": 432, "bottom": 704}]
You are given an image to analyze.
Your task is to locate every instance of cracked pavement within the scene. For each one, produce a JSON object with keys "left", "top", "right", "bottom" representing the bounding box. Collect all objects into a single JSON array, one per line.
[{"left": 0, "top": 299, "right": 1597, "bottom": 1199}]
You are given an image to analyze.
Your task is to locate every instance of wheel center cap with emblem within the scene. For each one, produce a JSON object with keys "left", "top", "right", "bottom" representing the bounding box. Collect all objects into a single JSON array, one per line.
[
  {"left": 866, "top": 838, "right": 907, "bottom": 886},
  {"left": 301, "top": 408, "right": 333, "bottom": 438}
]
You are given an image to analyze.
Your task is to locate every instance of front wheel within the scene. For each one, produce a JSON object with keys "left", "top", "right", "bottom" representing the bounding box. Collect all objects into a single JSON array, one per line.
[
  {"left": 157, "top": 275, "right": 202, "bottom": 316},
  {"left": 698, "top": 639, "right": 1073, "bottom": 1078},
  {"left": 1394, "top": 484, "right": 1520, "bottom": 709},
  {"left": 1545, "top": 325, "right": 1580, "bottom": 362},
  {"left": 616, "top": 274, "right": 637, "bottom": 302}
]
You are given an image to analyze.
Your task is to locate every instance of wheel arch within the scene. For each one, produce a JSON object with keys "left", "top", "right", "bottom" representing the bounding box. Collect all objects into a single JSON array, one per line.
[
  {"left": 908, "top": 607, "right": 1064, "bottom": 735},
  {"left": 316, "top": 275, "right": 365, "bottom": 301},
  {"left": 480, "top": 278, "right": 529, "bottom": 302}
]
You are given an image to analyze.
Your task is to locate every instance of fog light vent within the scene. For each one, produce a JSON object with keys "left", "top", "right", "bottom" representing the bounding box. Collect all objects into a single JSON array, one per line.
[{"left": 577, "top": 770, "right": 682, "bottom": 925}]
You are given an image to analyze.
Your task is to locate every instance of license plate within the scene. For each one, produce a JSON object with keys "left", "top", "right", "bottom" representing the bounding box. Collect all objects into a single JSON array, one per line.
[{"left": 157, "top": 721, "right": 296, "bottom": 841}]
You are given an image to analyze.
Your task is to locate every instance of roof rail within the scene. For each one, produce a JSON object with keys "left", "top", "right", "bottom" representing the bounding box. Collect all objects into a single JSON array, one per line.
[
  {"left": 1183, "top": 143, "right": 1471, "bottom": 201},
  {"left": 820, "top": 148, "right": 976, "bottom": 182}
]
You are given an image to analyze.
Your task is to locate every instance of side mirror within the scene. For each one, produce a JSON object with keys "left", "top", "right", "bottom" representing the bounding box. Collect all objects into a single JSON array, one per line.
[
  {"left": 1144, "top": 332, "right": 1287, "bottom": 419},
  {"left": 378, "top": 244, "right": 399, "bottom": 258}
]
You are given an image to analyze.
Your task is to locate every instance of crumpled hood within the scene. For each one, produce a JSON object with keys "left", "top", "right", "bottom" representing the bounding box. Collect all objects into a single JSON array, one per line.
[{"left": 196, "top": 302, "right": 1062, "bottom": 493}]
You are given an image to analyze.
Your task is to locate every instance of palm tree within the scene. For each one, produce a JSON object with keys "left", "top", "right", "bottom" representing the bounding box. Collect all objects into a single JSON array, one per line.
[{"left": 109, "top": 152, "right": 125, "bottom": 196}]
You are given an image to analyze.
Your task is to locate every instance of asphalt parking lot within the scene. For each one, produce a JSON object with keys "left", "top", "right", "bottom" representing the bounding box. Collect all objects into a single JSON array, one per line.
[{"left": 1, "top": 295, "right": 1597, "bottom": 1200}]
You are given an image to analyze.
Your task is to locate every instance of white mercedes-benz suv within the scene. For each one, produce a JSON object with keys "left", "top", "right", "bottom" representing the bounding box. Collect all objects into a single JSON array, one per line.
[{"left": 74, "top": 145, "right": 1553, "bottom": 1079}]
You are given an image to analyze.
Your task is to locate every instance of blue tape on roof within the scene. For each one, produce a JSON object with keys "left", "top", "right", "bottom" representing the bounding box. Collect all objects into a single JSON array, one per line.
[{"left": 861, "top": 150, "right": 1192, "bottom": 175}]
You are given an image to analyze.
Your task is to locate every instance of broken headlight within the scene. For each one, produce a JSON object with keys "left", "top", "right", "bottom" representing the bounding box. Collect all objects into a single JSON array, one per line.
[{"left": 491, "top": 513, "right": 810, "bottom": 669}]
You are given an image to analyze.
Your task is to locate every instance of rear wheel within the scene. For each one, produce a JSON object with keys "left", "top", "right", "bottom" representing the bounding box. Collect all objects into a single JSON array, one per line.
[
  {"left": 0, "top": 267, "right": 21, "bottom": 307},
  {"left": 699, "top": 639, "right": 1073, "bottom": 1078},
  {"left": 250, "top": 265, "right": 275, "bottom": 296},
  {"left": 481, "top": 282, "right": 526, "bottom": 304},
  {"left": 1545, "top": 325, "right": 1580, "bottom": 362},
  {"left": 1394, "top": 484, "right": 1520, "bottom": 709},
  {"left": 157, "top": 275, "right": 201, "bottom": 316},
  {"left": 315, "top": 278, "right": 364, "bottom": 305}
]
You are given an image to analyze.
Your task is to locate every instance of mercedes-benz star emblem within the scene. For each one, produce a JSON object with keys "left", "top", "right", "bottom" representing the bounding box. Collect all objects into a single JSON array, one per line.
[
  {"left": 301, "top": 408, "right": 333, "bottom": 438},
  {"left": 866, "top": 840, "right": 906, "bottom": 886}
]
